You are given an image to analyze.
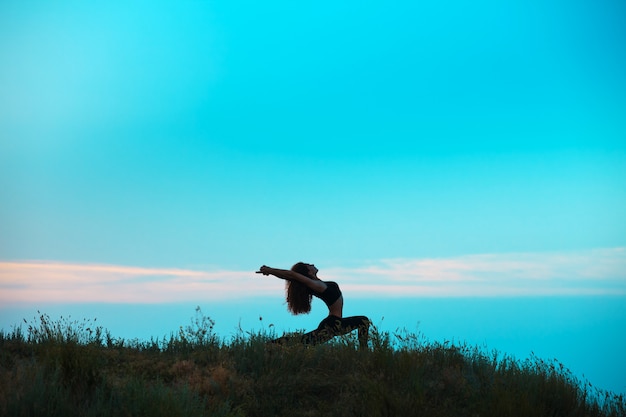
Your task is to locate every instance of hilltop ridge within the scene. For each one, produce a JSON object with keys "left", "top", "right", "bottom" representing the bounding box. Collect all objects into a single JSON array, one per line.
[{"left": 0, "top": 311, "right": 624, "bottom": 417}]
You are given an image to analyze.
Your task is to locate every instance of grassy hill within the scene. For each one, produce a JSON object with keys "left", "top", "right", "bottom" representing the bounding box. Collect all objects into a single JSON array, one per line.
[{"left": 1, "top": 308, "right": 624, "bottom": 417}]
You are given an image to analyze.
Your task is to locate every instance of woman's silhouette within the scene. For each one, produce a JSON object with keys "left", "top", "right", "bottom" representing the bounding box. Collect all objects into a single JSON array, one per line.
[{"left": 257, "top": 262, "right": 370, "bottom": 349}]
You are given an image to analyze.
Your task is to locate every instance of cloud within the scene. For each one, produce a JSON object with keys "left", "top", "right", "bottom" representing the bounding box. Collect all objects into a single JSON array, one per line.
[
  {"left": 327, "top": 248, "right": 626, "bottom": 297},
  {"left": 1, "top": 248, "right": 625, "bottom": 305},
  {"left": 0, "top": 261, "right": 282, "bottom": 305}
]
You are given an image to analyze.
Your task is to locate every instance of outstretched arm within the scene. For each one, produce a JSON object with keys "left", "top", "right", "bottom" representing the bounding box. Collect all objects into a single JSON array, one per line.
[
  {"left": 257, "top": 265, "right": 327, "bottom": 293},
  {"left": 256, "top": 265, "right": 293, "bottom": 280}
]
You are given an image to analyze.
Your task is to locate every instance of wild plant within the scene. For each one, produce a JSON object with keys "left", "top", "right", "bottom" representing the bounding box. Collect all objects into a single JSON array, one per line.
[{"left": 1, "top": 310, "right": 625, "bottom": 417}]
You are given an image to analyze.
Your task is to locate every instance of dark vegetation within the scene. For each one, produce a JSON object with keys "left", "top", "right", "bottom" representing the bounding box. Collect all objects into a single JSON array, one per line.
[{"left": 1, "top": 307, "right": 624, "bottom": 417}]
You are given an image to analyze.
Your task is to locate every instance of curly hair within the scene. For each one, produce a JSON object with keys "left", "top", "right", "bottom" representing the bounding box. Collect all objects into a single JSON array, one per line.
[{"left": 285, "top": 262, "right": 313, "bottom": 315}]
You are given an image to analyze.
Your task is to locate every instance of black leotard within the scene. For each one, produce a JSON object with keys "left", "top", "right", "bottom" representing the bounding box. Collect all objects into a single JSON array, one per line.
[{"left": 312, "top": 281, "right": 342, "bottom": 307}]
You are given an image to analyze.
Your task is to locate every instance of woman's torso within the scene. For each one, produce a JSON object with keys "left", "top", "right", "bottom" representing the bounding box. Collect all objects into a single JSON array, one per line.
[{"left": 312, "top": 281, "right": 343, "bottom": 317}]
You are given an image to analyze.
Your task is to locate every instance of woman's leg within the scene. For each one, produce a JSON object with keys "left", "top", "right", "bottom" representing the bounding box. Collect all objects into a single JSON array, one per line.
[
  {"left": 300, "top": 316, "right": 339, "bottom": 345},
  {"left": 302, "top": 315, "right": 370, "bottom": 348},
  {"left": 337, "top": 316, "right": 370, "bottom": 348},
  {"left": 271, "top": 318, "right": 338, "bottom": 346}
]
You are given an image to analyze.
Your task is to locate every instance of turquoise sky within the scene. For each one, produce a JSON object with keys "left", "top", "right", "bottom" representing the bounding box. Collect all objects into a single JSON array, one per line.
[
  {"left": 1, "top": 0, "right": 625, "bottom": 394},
  {"left": 2, "top": 0, "right": 625, "bottom": 270}
]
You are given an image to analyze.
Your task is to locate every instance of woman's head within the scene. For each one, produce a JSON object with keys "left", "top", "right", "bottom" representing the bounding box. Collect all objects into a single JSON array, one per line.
[
  {"left": 291, "top": 262, "right": 318, "bottom": 279},
  {"left": 285, "top": 262, "right": 316, "bottom": 315}
]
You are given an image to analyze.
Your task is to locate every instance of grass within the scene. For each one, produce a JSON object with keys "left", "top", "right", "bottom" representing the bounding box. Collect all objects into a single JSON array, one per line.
[{"left": 0, "top": 307, "right": 624, "bottom": 417}]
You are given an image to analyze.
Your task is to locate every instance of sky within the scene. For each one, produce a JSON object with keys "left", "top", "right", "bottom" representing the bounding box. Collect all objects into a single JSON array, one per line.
[{"left": 1, "top": 0, "right": 625, "bottom": 395}]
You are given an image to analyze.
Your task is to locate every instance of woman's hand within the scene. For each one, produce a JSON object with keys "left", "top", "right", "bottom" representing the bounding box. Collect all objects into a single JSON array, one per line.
[{"left": 257, "top": 265, "right": 271, "bottom": 276}]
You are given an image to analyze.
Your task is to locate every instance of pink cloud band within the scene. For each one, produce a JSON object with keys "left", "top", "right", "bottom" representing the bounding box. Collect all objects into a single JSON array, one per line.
[{"left": 1, "top": 248, "right": 624, "bottom": 305}]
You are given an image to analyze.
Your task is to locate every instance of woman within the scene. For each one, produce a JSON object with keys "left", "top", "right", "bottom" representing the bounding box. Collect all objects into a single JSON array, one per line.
[{"left": 257, "top": 262, "right": 370, "bottom": 349}]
